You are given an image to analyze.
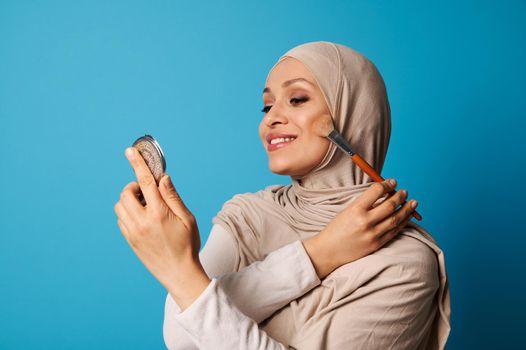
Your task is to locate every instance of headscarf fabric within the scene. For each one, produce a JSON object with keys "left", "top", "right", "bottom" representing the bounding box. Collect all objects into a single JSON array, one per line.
[{"left": 212, "top": 41, "right": 451, "bottom": 349}]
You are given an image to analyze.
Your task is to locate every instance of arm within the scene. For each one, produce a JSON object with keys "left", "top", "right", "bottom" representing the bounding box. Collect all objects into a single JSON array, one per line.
[
  {"left": 174, "top": 277, "right": 291, "bottom": 349},
  {"left": 288, "top": 240, "right": 441, "bottom": 349},
  {"left": 207, "top": 224, "right": 321, "bottom": 322},
  {"left": 163, "top": 224, "right": 321, "bottom": 349}
]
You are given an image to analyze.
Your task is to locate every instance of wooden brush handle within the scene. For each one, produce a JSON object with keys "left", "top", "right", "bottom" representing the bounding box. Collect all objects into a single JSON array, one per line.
[{"left": 351, "top": 153, "right": 422, "bottom": 221}]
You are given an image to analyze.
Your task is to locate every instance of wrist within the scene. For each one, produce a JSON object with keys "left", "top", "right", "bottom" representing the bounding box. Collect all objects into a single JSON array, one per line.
[
  {"left": 166, "top": 259, "right": 211, "bottom": 311},
  {"left": 302, "top": 234, "right": 339, "bottom": 279}
]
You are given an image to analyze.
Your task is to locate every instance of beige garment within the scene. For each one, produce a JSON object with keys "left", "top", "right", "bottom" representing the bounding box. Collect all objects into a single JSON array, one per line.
[
  {"left": 212, "top": 41, "right": 451, "bottom": 348},
  {"left": 174, "top": 277, "right": 289, "bottom": 349},
  {"left": 171, "top": 226, "right": 443, "bottom": 349},
  {"left": 164, "top": 224, "right": 321, "bottom": 349}
]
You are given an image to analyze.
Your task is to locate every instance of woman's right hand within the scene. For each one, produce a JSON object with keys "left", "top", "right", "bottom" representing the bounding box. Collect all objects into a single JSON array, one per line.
[{"left": 303, "top": 179, "right": 418, "bottom": 279}]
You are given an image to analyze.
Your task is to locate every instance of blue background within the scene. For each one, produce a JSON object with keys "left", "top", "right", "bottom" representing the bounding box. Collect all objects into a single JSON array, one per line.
[{"left": 1, "top": 0, "right": 524, "bottom": 348}]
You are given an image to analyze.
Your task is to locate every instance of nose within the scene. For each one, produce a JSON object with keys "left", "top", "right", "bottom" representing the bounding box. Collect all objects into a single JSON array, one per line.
[{"left": 264, "top": 104, "right": 288, "bottom": 127}]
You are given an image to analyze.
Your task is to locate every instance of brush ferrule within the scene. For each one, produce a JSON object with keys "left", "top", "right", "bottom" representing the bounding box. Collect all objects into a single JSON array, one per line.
[{"left": 328, "top": 130, "right": 355, "bottom": 156}]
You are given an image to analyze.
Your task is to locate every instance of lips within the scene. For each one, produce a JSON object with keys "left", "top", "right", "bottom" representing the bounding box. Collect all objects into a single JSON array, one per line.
[
  {"left": 265, "top": 132, "right": 298, "bottom": 152},
  {"left": 265, "top": 132, "right": 298, "bottom": 144}
]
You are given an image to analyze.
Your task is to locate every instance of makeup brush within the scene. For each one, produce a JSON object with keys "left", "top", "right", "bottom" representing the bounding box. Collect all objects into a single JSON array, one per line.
[{"left": 314, "top": 117, "right": 422, "bottom": 221}]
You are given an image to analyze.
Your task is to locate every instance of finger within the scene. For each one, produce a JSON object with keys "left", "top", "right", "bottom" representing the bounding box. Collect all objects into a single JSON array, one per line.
[
  {"left": 376, "top": 206, "right": 414, "bottom": 247},
  {"left": 125, "top": 147, "right": 163, "bottom": 207},
  {"left": 117, "top": 218, "right": 130, "bottom": 238},
  {"left": 373, "top": 199, "right": 417, "bottom": 239},
  {"left": 120, "top": 181, "right": 145, "bottom": 216},
  {"left": 114, "top": 200, "right": 139, "bottom": 232},
  {"left": 354, "top": 179, "right": 396, "bottom": 209},
  {"left": 117, "top": 218, "right": 140, "bottom": 251},
  {"left": 368, "top": 188, "right": 408, "bottom": 225},
  {"left": 159, "top": 175, "right": 194, "bottom": 225}
]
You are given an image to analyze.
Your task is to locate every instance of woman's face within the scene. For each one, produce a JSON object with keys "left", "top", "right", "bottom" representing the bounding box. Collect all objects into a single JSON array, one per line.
[{"left": 258, "top": 57, "right": 331, "bottom": 178}]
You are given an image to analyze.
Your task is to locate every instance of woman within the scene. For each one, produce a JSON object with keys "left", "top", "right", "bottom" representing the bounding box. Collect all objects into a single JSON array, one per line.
[{"left": 114, "top": 41, "right": 451, "bottom": 349}]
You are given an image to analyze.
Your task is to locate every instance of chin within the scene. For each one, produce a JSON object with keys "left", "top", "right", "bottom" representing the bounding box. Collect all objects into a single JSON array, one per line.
[
  {"left": 268, "top": 165, "right": 292, "bottom": 176},
  {"left": 268, "top": 159, "right": 308, "bottom": 177},
  {"left": 268, "top": 159, "right": 294, "bottom": 176}
]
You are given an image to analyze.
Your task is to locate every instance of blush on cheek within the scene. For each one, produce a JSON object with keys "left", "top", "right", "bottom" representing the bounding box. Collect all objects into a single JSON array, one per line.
[{"left": 311, "top": 115, "right": 335, "bottom": 137}]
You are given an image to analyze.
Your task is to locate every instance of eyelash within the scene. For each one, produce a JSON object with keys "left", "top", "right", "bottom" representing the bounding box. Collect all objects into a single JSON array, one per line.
[{"left": 261, "top": 96, "right": 309, "bottom": 114}]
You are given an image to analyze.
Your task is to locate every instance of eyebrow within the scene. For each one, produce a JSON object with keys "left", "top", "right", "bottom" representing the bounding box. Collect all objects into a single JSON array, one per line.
[{"left": 262, "top": 78, "right": 315, "bottom": 94}]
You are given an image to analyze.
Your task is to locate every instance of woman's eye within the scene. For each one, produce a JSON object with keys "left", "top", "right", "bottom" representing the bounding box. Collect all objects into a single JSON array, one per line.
[
  {"left": 261, "top": 105, "right": 272, "bottom": 113},
  {"left": 290, "top": 96, "right": 309, "bottom": 105},
  {"left": 261, "top": 96, "right": 309, "bottom": 114}
]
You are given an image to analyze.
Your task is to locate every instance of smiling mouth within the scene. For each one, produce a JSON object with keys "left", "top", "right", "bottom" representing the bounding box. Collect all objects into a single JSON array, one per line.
[{"left": 267, "top": 137, "right": 297, "bottom": 152}]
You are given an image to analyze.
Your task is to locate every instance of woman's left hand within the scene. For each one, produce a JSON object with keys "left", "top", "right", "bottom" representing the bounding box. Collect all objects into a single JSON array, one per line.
[{"left": 114, "top": 147, "right": 210, "bottom": 310}]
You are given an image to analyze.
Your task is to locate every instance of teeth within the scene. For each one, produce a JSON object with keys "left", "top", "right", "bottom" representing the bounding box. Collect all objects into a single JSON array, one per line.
[{"left": 270, "top": 137, "right": 296, "bottom": 145}]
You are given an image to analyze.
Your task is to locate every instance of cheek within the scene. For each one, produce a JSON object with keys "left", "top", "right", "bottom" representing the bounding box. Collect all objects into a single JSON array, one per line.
[
  {"left": 306, "top": 137, "right": 330, "bottom": 158},
  {"left": 293, "top": 135, "right": 329, "bottom": 163},
  {"left": 258, "top": 121, "right": 266, "bottom": 143}
]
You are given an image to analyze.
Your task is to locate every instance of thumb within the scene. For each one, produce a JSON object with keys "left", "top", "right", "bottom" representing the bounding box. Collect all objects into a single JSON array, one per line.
[{"left": 159, "top": 175, "right": 192, "bottom": 220}]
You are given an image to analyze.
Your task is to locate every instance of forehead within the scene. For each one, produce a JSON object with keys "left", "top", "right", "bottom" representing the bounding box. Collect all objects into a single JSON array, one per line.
[{"left": 266, "top": 56, "right": 316, "bottom": 85}]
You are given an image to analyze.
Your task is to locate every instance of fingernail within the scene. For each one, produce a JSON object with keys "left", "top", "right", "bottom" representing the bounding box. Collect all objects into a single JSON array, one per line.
[
  {"left": 388, "top": 179, "right": 396, "bottom": 186},
  {"left": 125, "top": 147, "right": 135, "bottom": 158},
  {"left": 411, "top": 200, "right": 418, "bottom": 209}
]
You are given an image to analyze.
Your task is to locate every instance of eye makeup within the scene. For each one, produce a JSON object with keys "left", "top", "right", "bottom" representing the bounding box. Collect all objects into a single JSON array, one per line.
[{"left": 261, "top": 95, "right": 310, "bottom": 113}]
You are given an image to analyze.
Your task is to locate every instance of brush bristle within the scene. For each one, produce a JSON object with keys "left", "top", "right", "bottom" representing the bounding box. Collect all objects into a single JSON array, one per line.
[{"left": 314, "top": 116, "right": 335, "bottom": 137}]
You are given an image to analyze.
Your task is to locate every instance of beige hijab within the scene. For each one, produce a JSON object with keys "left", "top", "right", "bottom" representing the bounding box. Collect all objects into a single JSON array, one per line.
[{"left": 212, "top": 41, "right": 451, "bottom": 349}]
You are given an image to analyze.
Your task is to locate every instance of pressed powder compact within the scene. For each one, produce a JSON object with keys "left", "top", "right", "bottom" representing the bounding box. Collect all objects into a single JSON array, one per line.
[{"left": 131, "top": 134, "right": 166, "bottom": 205}]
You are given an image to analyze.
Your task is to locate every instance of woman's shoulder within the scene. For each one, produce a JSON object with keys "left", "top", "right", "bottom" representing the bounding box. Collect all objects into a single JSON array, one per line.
[
  {"left": 212, "top": 184, "right": 288, "bottom": 232},
  {"left": 378, "top": 226, "right": 439, "bottom": 269},
  {"left": 218, "top": 183, "right": 290, "bottom": 208},
  {"left": 329, "top": 225, "right": 440, "bottom": 287},
  {"left": 216, "top": 190, "right": 260, "bottom": 211}
]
